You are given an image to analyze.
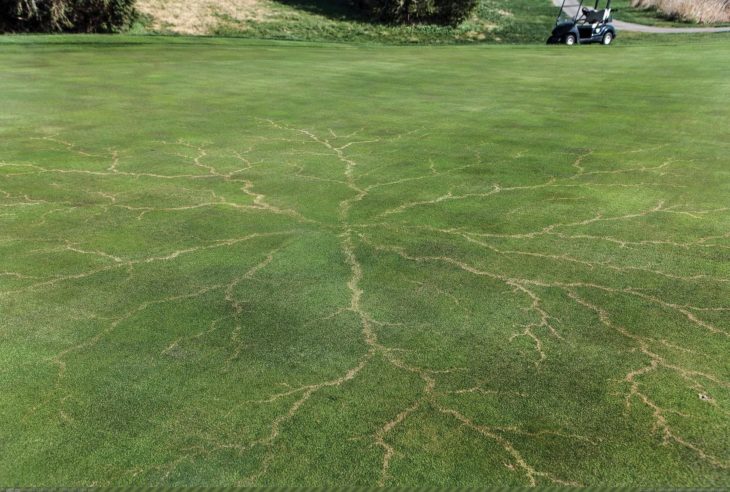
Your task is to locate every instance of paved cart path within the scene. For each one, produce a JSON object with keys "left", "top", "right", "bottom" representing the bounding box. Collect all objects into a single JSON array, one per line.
[{"left": 551, "top": 0, "right": 730, "bottom": 32}]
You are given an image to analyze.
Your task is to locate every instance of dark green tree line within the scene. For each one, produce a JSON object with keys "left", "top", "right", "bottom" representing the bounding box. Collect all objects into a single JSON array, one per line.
[{"left": 1, "top": 0, "right": 137, "bottom": 32}]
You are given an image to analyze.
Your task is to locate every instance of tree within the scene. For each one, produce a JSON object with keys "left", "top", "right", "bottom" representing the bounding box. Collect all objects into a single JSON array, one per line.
[{"left": 1, "top": 0, "right": 137, "bottom": 32}]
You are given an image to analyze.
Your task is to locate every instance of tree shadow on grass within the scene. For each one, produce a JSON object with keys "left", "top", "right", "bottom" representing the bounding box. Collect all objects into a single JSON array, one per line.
[{"left": 271, "top": 0, "right": 374, "bottom": 22}]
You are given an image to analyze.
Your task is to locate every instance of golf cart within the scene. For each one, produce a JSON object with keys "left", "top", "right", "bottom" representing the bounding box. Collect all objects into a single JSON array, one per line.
[{"left": 547, "top": 0, "right": 616, "bottom": 45}]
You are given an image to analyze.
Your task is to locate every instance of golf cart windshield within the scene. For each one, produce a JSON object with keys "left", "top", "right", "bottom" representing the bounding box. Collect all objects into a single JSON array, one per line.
[{"left": 557, "top": 2, "right": 583, "bottom": 22}]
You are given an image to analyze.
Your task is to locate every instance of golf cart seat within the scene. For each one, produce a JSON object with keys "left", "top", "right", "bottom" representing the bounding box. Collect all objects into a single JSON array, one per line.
[{"left": 583, "top": 8, "right": 607, "bottom": 23}]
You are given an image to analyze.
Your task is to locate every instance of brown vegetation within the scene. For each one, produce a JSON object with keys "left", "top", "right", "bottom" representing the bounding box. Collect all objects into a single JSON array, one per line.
[
  {"left": 136, "top": 0, "right": 271, "bottom": 34},
  {"left": 631, "top": 0, "right": 730, "bottom": 23}
]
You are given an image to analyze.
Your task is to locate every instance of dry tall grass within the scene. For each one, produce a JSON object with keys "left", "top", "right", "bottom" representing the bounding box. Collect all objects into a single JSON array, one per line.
[
  {"left": 631, "top": 0, "right": 730, "bottom": 23},
  {"left": 137, "top": 0, "right": 271, "bottom": 34}
]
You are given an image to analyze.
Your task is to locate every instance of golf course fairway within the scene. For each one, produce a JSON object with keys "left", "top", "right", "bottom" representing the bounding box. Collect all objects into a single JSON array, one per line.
[{"left": 1, "top": 36, "right": 729, "bottom": 486}]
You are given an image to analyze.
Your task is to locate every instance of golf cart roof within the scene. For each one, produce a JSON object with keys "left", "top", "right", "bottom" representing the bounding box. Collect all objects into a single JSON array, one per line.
[{"left": 556, "top": 0, "right": 612, "bottom": 23}]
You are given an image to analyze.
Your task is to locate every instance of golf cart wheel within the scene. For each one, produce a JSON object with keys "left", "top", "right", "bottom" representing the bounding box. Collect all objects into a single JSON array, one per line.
[
  {"left": 602, "top": 32, "right": 613, "bottom": 45},
  {"left": 564, "top": 34, "right": 577, "bottom": 46}
]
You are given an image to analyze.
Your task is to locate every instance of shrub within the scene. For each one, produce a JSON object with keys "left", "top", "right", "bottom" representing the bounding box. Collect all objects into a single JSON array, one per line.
[
  {"left": 0, "top": 0, "right": 138, "bottom": 32},
  {"left": 356, "top": 0, "right": 478, "bottom": 25},
  {"left": 630, "top": 0, "right": 730, "bottom": 23}
]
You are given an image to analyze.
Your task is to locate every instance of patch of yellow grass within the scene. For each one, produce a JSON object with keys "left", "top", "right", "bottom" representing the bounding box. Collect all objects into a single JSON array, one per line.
[
  {"left": 137, "top": 0, "right": 272, "bottom": 34},
  {"left": 631, "top": 0, "right": 730, "bottom": 23}
]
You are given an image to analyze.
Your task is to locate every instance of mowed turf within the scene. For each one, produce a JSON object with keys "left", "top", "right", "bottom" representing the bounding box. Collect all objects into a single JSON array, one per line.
[{"left": 0, "top": 36, "right": 729, "bottom": 486}]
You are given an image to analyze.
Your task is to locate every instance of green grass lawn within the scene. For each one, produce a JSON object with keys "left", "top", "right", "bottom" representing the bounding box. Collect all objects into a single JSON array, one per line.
[{"left": 1, "top": 35, "right": 729, "bottom": 486}]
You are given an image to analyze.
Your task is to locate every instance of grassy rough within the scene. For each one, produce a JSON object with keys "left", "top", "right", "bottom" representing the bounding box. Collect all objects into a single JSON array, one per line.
[
  {"left": 136, "top": 0, "right": 730, "bottom": 43},
  {"left": 210, "top": 0, "right": 556, "bottom": 43},
  {"left": 0, "top": 36, "right": 729, "bottom": 486}
]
